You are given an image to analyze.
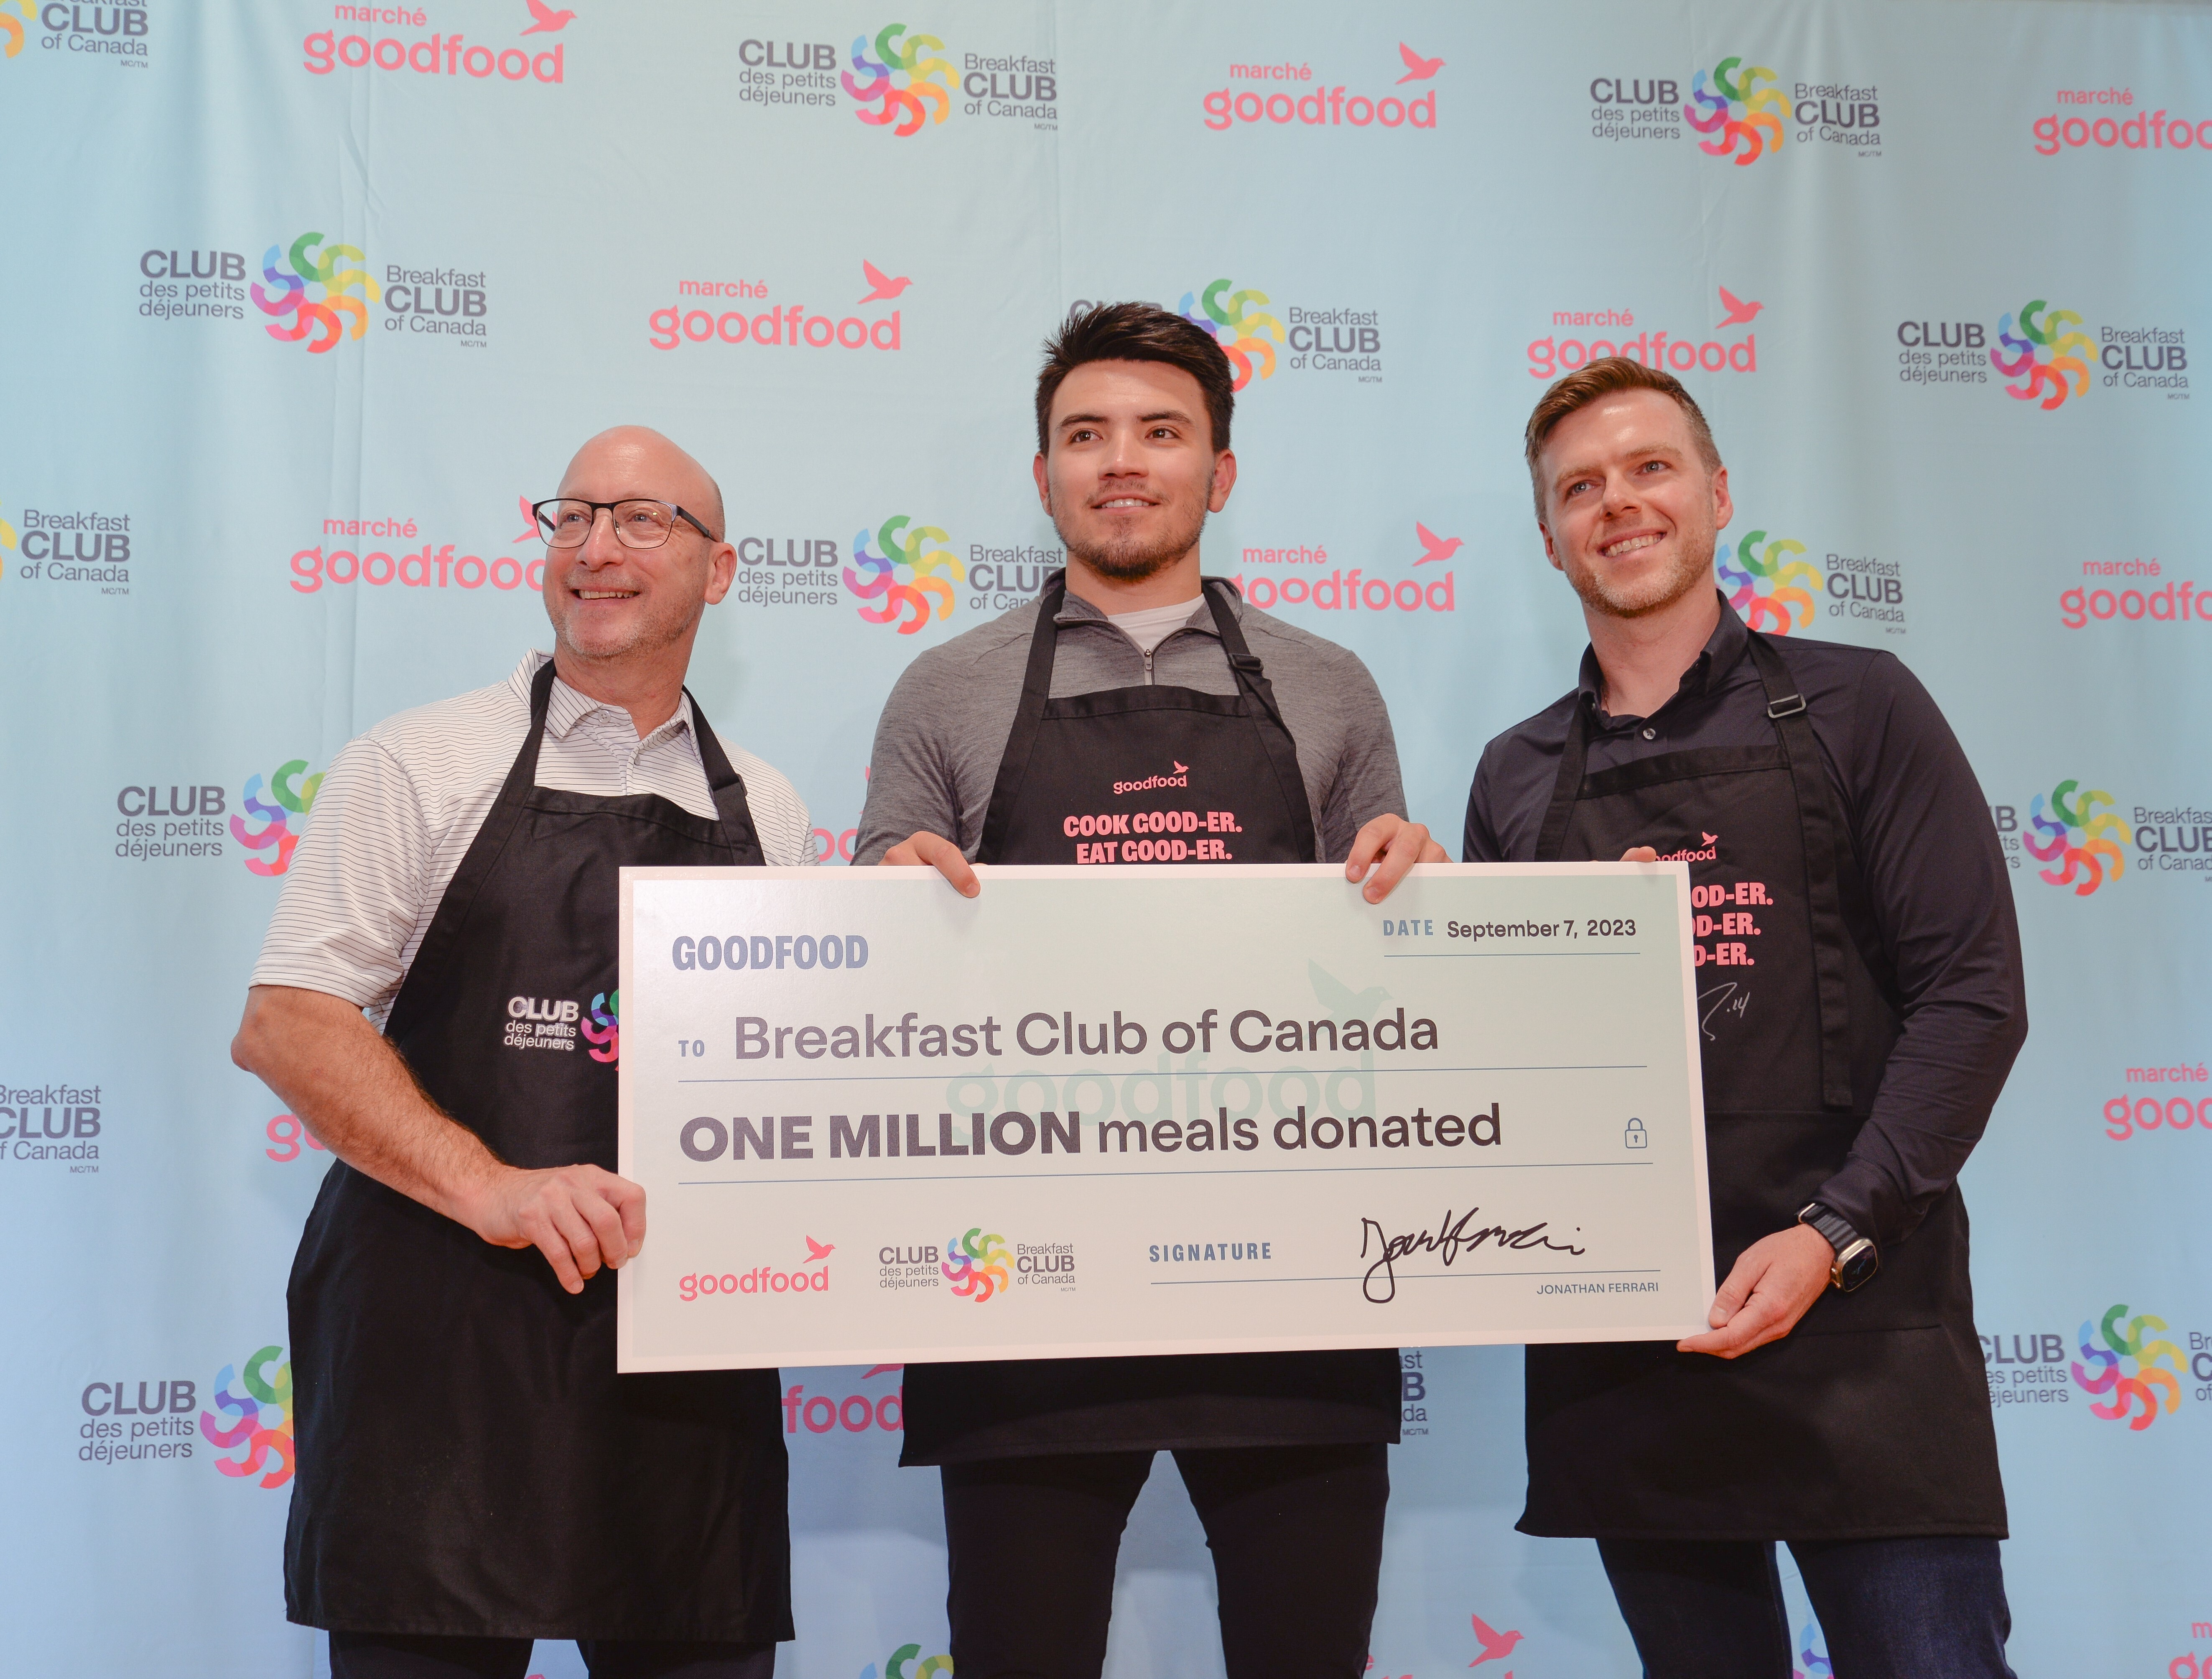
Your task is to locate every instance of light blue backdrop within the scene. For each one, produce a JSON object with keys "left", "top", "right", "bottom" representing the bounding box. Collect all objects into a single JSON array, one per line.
[{"left": 2, "top": 1, "right": 2208, "bottom": 1675}]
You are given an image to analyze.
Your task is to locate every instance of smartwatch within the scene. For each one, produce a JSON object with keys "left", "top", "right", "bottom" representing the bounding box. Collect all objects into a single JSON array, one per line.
[{"left": 1797, "top": 1202, "right": 1878, "bottom": 1293}]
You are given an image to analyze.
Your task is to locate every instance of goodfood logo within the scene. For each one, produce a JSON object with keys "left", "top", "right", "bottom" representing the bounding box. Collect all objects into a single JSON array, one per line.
[
  {"left": 1202, "top": 44, "right": 1442, "bottom": 133},
  {"left": 1232, "top": 527, "right": 1458, "bottom": 616},
  {"left": 1527, "top": 295, "right": 1759, "bottom": 380},
  {"left": 79, "top": 1371, "right": 196, "bottom": 1465},
  {"left": 2071, "top": 1304, "right": 2186, "bottom": 1430},
  {"left": 2017, "top": 778, "right": 2130, "bottom": 895},
  {"left": 2032, "top": 87, "right": 2212, "bottom": 157},
  {"left": 2061, "top": 559, "right": 2211, "bottom": 629},
  {"left": 943, "top": 1226, "right": 1012, "bottom": 1301},
  {"left": 232, "top": 760, "right": 323, "bottom": 877},
  {"left": 6, "top": 500, "right": 132, "bottom": 595},
  {"left": 304, "top": 5, "right": 568, "bottom": 84},
  {"left": 845, "top": 23, "right": 955, "bottom": 135},
  {"left": 2103, "top": 1063, "right": 2210, "bottom": 1140},
  {"left": 681, "top": 1238, "right": 833, "bottom": 1301},
  {"left": 256, "top": 233, "right": 378, "bottom": 355},
  {"left": 290, "top": 513, "right": 545, "bottom": 596},
  {"left": 782, "top": 1365, "right": 905, "bottom": 1436},
  {"left": 650, "top": 263, "right": 905, "bottom": 354},
  {"left": 2, "top": 1081, "right": 102, "bottom": 1171},
  {"left": 848, "top": 514, "right": 962, "bottom": 635},
  {"left": 199, "top": 1346, "right": 294, "bottom": 1486},
  {"left": 8, "top": 0, "right": 151, "bottom": 67}
]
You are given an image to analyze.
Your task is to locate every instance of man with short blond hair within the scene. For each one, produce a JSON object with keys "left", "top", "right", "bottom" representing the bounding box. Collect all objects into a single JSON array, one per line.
[
  {"left": 1465, "top": 357, "right": 2026, "bottom": 1676},
  {"left": 234, "top": 427, "right": 806, "bottom": 1679}
]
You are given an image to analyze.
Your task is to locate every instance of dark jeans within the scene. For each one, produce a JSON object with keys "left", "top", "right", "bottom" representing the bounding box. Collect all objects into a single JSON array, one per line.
[
  {"left": 939, "top": 1443, "right": 1390, "bottom": 1679},
  {"left": 328, "top": 1631, "right": 775, "bottom": 1679},
  {"left": 1597, "top": 1536, "right": 2016, "bottom": 1679}
]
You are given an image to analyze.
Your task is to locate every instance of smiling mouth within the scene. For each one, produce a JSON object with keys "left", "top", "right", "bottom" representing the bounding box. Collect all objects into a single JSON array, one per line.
[
  {"left": 1598, "top": 532, "right": 1665, "bottom": 559},
  {"left": 574, "top": 587, "right": 638, "bottom": 600},
  {"left": 1092, "top": 497, "right": 1157, "bottom": 510}
]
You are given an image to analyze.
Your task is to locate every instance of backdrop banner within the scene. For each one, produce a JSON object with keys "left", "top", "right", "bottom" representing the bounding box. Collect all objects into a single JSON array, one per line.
[{"left": 0, "top": 2, "right": 2206, "bottom": 1676}]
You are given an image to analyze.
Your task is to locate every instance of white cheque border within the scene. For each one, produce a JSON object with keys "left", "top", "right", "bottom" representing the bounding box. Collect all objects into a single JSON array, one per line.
[{"left": 616, "top": 861, "right": 1714, "bottom": 1370}]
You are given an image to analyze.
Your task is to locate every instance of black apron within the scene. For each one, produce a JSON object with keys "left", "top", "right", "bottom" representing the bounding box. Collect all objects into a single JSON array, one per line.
[
  {"left": 900, "top": 575, "right": 1401, "bottom": 1464},
  {"left": 1519, "top": 627, "right": 2005, "bottom": 1541},
  {"left": 284, "top": 660, "right": 794, "bottom": 1640}
]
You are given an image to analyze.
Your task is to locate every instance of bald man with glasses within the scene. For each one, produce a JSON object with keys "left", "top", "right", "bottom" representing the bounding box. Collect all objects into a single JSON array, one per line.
[{"left": 234, "top": 428, "right": 809, "bottom": 1679}]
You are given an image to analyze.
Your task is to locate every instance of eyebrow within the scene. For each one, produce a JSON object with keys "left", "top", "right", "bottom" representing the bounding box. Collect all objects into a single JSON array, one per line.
[
  {"left": 1552, "top": 441, "right": 1687, "bottom": 487},
  {"left": 1058, "top": 408, "right": 1195, "bottom": 431}
]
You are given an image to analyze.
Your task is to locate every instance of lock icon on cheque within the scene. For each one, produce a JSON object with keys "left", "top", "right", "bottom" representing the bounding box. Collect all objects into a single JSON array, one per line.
[{"left": 1623, "top": 1118, "right": 1648, "bottom": 1150}]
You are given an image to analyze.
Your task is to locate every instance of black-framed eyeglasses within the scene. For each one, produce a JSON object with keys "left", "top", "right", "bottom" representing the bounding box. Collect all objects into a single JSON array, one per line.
[{"left": 532, "top": 498, "right": 716, "bottom": 550}]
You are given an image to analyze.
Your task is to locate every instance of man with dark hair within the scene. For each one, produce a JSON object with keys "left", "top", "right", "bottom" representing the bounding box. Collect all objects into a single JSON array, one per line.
[
  {"left": 1465, "top": 357, "right": 2026, "bottom": 1676},
  {"left": 853, "top": 302, "right": 1442, "bottom": 1678}
]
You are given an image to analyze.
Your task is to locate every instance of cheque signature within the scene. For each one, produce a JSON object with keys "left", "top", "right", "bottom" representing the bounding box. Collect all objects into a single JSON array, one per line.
[{"left": 1358, "top": 1211, "right": 1588, "bottom": 1304}]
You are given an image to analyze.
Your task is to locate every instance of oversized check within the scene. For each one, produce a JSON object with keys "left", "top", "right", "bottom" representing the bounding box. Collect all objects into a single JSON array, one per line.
[{"left": 616, "top": 863, "right": 1712, "bottom": 1371}]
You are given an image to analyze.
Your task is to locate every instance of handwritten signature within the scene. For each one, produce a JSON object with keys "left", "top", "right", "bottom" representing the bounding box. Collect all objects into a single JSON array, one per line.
[
  {"left": 1359, "top": 1210, "right": 1587, "bottom": 1304},
  {"left": 1698, "top": 980, "right": 1749, "bottom": 1041}
]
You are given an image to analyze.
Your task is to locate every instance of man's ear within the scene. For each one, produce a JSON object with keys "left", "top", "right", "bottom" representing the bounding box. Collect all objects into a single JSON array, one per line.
[
  {"left": 1539, "top": 518, "right": 1561, "bottom": 571},
  {"left": 1710, "top": 462, "right": 1733, "bottom": 533},
  {"left": 1032, "top": 451, "right": 1052, "bottom": 515},
  {"left": 1207, "top": 449, "right": 1238, "bottom": 513},
  {"left": 702, "top": 540, "right": 738, "bottom": 606}
]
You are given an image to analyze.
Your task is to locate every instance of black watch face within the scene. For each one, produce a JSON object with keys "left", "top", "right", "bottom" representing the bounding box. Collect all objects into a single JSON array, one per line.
[{"left": 1836, "top": 1244, "right": 1879, "bottom": 1291}]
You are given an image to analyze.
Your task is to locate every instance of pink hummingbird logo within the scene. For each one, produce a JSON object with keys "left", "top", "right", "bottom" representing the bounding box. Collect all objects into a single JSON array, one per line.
[
  {"left": 521, "top": 0, "right": 574, "bottom": 35},
  {"left": 860, "top": 260, "right": 912, "bottom": 303},
  {"left": 1416, "top": 522, "right": 1463, "bottom": 565},
  {"left": 1469, "top": 1612, "right": 1524, "bottom": 1669},
  {"left": 1718, "top": 286, "right": 1764, "bottom": 327},
  {"left": 1397, "top": 43, "right": 1445, "bottom": 82}
]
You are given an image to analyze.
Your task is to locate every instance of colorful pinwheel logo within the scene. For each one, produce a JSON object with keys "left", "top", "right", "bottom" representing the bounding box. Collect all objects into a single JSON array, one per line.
[
  {"left": 1685, "top": 57, "right": 1788, "bottom": 165},
  {"left": 1794, "top": 1623, "right": 1833, "bottom": 1679},
  {"left": 2070, "top": 1303, "right": 2184, "bottom": 1430},
  {"left": 1177, "top": 279, "right": 1285, "bottom": 391},
  {"left": 941, "top": 1226, "right": 1012, "bottom": 1301},
  {"left": 231, "top": 759, "right": 324, "bottom": 877},
  {"left": 200, "top": 1346, "right": 295, "bottom": 1488},
  {"left": 1990, "top": 299, "right": 2092, "bottom": 411},
  {"left": 1719, "top": 528, "right": 1819, "bottom": 635},
  {"left": 0, "top": 0, "right": 36, "bottom": 59},
  {"left": 581, "top": 988, "right": 619, "bottom": 1064},
  {"left": 2023, "top": 778, "right": 2129, "bottom": 895},
  {"left": 859, "top": 1645, "right": 953, "bottom": 1679},
  {"left": 843, "top": 24, "right": 954, "bottom": 136},
  {"left": 253, "top": 232, "right": 380, "bottom": 354},
  {"left": 846, "top": 514, "right": 963, "bottom": 635}
]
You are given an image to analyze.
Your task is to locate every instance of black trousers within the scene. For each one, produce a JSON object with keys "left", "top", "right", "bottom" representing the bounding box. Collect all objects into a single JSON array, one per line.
[
  {"left": 939, "top": 1443, "right": 1390, "bottom": 1679},
  {"left": 327, "top": 1631, "right": 776, "bottom": 1679},
  {"left": 1597, "top": 1536, "right": 2016, "bottom": 1679}
]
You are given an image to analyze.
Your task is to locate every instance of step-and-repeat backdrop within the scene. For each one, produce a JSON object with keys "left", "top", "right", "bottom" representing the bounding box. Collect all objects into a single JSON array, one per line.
[{"left": 2, "top": 1, "right": 2207, "bottom": 1674}]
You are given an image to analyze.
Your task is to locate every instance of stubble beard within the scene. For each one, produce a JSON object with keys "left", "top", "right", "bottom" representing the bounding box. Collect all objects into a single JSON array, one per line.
[
  {"left": 1566, "top": 523, "right": 1717, "bottom": 621},
  {"left": 1054, "top": 496, "right": 1209, "bottom": 584}
]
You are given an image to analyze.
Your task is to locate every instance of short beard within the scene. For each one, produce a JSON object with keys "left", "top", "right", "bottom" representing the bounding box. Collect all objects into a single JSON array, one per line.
[
  {"left": 1566, "top": 533, "right": 1715, "bottom": 620},
  {"left": 1054, "top": 500, "right": 1208, "bottom": 584}
]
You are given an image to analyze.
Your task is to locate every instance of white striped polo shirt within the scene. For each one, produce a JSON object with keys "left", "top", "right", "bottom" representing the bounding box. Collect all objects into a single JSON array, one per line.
[{"left": 250, "top": 650, "right": 813, "bottom": 1025}]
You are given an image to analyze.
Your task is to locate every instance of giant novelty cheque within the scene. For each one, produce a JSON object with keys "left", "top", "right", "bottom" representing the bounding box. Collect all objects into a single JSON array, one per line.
[{"left": 617, "top": 864, "right": 1713, "bottom": 1370}]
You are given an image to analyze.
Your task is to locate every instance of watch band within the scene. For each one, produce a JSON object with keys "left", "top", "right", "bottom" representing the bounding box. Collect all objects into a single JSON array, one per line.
[{"left": 1798, "top": 1202, "right": 1878, "bottom": 1292}]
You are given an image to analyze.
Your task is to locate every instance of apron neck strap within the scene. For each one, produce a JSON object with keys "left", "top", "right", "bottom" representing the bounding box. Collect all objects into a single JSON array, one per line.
[
  {"left": 1741, "top": 630, "right": 1855, "bottom": 1110},
  {"left": 1534, "top": 693, "right": 1593, "bottom": 865},
  {"left": 976, "top": 572, "right": 1072, "bottom": 863},
  {"left": 680, "top": 688, "right": 765, "bottom": 854}
]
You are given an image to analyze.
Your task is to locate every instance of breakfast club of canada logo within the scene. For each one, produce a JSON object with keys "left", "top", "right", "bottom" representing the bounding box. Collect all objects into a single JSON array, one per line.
[
  {"left": 1172, "top": 275, "right": 1383, "bottom": 383},
  {"left": 2070, "top": 1303, "right": 2185, "bottom": 1430},
  {"left": 3, "top": 0, "right": 152, "bottom": 67},
  {"left": 255, "top": 232, "right": 378, "bottom": 354},
  {"left": 1719, "top": 528, "right": 1818, "bottom": 634},
  {"left": 847, "top": 514, "right": 962, "bottom": 634},
  {"left": 198, "top": 1346, "right": 295, "bottom": 1488},
  {"left": 941, "top": 1226, "right": 1012, "bottom": 1301},
  {"left": 232, "top": 760, "right": 324, "bottom": 876},
  {"left": 857, "top": 1643, "right": 952, "bottom": 1679},
  {"left": 844, "top": 24, "right": 955, "bottom": 135},
  {"left": 1898, "top": 296, "right": 2185, "bottom": 399},
  {"left": 303, "top": 0, "right": 570, "bottom": 83},
  {"left": 2023, "top": 778, "right": 2130, "bottom": 895},
  {"left": 1201, "top": 41, "right": 1443, "bottom": 133},
  {"left": 582, "top": 989, "right": 618, "bottom": 1064},
  {"left": 1586, "top": 57, "right": 1879, "bottom": 155},
  {"left": 2, "top": 493, "right": 133, "bottom": 595}
]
